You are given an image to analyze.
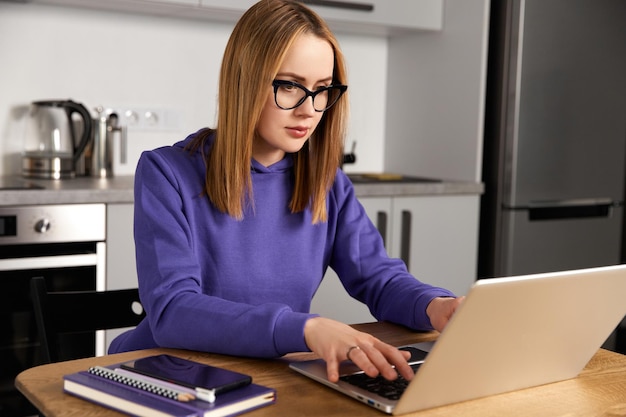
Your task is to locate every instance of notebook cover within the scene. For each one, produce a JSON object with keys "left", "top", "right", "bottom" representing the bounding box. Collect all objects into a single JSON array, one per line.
[
  {"left": 64, "top": 371, "right": 197, "bottom": 417},
  {"left": 64, "top": 364, "right": 276, "bottom": 417}
]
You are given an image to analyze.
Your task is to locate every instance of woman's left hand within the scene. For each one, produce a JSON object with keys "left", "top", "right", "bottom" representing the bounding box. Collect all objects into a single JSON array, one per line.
[{"left": 426, "top": 296, "right": 465, "bottom": 332}]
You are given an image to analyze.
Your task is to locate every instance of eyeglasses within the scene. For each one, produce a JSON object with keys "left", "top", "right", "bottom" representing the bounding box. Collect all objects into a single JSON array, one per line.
[{"left": 272, "top": 80, "right": 347, "bottom": 112}]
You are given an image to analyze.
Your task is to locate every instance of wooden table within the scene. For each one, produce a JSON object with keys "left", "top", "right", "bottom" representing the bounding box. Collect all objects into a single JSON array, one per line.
[{"left": 16, "top": 322, "right": 626, "bottom": 417}]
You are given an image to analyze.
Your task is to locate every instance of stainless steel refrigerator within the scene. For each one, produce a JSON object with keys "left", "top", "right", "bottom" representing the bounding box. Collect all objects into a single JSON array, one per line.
[{"left": 479, "top": 0, "right": 626, "bottom": 279}]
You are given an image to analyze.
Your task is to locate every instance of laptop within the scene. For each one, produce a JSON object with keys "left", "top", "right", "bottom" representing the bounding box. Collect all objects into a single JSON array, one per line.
[{"left": 290, "top": 264, "right": 626, "bottom": 414}]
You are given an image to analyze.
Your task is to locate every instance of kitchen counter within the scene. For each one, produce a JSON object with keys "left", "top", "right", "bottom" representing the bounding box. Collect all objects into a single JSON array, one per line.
[
  {"left": 348, "top": 173, "right": 483, "bottom": 197},
  {"left": 0, "top": 176, "right": 135, "bottom": 206},
  {"left": 0, "top": 174, "right": 483, "bottom": 207}
]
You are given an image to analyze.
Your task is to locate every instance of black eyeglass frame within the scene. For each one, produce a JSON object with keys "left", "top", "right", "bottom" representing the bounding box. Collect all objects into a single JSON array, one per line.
[{"left": 272, "top": 80, "right": 348, "bottom": 112}]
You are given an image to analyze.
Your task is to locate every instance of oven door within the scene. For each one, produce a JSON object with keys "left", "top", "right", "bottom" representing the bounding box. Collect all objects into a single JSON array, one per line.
[{"left": 0, "top": 241, "right": 105, "bottom": 417}]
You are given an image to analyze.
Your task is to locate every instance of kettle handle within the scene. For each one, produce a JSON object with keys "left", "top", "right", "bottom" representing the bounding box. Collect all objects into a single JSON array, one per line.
[{"left": 62, "top": 100, "right": 93, "bottom": 165}]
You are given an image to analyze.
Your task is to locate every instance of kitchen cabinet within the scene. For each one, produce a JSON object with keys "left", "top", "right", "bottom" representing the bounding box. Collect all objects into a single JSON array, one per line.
[
  {"left": 141, "top": 0, "right": 198, "bottom": 5},
  {"left": 105, "top": 203, "right": 138, "bottom": 351},
  {"left": 23, "top": 0, "right": 443, "bottom": 36},
  {"left": 311, "top": 0, "right": 443, "bottom": 32},
  {"left": 106, "top": 203, "right": 138, "bottom": 291},
  {"left": 387, "top": 195, "right": 479, "bottom": 295},
  {"left": 200, "top": 0, "right": 444, "bottom": 34},
  {"left": 311, "top": 194, "right": 479, "bottom": 323}
]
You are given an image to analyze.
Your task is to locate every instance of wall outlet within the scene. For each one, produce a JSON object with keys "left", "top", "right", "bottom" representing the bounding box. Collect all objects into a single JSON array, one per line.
[{"left": 106, "top": 107, "right": 181, "bottom": 131}]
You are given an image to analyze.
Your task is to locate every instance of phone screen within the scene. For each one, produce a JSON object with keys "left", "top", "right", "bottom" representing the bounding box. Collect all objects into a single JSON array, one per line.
[{"left": 121, "top": 354, "right": 252, "bottom": 394}]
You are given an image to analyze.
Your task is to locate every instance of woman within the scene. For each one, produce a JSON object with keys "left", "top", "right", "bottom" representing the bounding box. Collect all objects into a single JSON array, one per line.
[{"left": 110, "top": 0, "right": 463, "bottom": 383}]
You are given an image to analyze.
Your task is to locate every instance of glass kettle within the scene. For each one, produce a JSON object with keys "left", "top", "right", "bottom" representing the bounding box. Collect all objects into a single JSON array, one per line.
[{"left": 22, "top": 99, "right": 92, "bottom": 179}]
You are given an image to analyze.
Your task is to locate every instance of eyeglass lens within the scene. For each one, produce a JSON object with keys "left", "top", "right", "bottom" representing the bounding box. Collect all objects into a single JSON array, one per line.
[{"left": 274, "top": 81, "right": 345, "bottom": 112}]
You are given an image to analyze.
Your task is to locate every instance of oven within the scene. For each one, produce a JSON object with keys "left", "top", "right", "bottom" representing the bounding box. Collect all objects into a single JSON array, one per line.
[{"left": 0, "top": 204, "right": 106, "bottom": 417}]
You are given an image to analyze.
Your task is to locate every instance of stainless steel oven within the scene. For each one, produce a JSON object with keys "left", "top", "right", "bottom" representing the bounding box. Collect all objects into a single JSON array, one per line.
[{"left": 0, "top": 204, "right": 106, "bottom": 417}]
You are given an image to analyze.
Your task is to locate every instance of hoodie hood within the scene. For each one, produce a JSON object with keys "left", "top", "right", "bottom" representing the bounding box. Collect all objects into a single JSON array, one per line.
[{"left": 175, "top": 128, "right": 295, "bottom": 175}]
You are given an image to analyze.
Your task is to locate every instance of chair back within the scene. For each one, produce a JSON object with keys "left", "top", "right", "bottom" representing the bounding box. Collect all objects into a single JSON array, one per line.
[{"left": 30, "top": 276, "right": 145, "bottom": 363}]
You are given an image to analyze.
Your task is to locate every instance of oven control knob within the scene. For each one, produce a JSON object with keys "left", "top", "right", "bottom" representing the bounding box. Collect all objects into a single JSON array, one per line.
[{"left": 34, "top": 218, "right": 51, "bottom": 233}]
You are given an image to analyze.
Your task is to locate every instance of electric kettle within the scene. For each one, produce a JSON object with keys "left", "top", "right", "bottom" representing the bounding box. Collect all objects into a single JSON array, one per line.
[{"left": 22, "top": 99, "right": 92, "bottom": 179}]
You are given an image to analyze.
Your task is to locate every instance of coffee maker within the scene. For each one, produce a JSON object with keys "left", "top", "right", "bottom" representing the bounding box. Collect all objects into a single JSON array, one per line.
[{"left": 89, "top": 106, "right": 125, "bottom": 178}]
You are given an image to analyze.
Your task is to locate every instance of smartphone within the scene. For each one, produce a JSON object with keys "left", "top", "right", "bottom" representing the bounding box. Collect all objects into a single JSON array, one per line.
[{"left": 120, "top": 354, "right": 252, "bottom": 395}]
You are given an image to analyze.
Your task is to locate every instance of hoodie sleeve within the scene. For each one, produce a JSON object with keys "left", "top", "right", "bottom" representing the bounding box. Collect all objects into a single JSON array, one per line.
[{"left": 328, "top": 171, "right": 456, "bottom": 330}]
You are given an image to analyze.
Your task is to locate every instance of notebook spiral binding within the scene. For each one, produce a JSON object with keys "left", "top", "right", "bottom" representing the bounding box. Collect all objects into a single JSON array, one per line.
[{"left": 88, "top": 366, "right": 185, "bottom": 401}]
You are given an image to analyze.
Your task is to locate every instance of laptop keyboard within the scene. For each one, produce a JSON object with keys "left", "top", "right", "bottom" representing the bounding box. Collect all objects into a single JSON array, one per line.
[
  {"left": 339, "top": 362, "right": 423, "bottom": 401},
  {"left": 338, "top": 346, "right": 429, "bottom": 401}
]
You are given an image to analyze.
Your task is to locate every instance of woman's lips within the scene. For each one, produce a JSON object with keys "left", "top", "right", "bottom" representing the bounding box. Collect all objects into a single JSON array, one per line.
[{"left": 286, "top": 126, "right": 309, "bottom": 139}]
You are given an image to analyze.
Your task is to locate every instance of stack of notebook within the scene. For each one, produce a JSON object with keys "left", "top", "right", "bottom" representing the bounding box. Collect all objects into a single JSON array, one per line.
[{"left": 63, "top": 354, "right": 276, "bottom": 417}]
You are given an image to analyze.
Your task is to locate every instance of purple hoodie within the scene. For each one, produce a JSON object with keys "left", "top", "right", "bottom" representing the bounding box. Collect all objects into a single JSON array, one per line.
[{"left": 109, "top": 130, "right": 454, "bottom": 357}]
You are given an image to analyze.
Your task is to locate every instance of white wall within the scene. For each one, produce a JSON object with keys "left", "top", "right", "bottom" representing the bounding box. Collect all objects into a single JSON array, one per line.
[
  {"left": 0, "top": 2, "right": 387, "bottom": 177},
  {"left": 385, "top": 0, "right": 490, "bottom": 182}
]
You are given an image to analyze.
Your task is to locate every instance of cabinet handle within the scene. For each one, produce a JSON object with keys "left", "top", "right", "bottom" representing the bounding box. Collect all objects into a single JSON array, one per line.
[
  {"left": 299, "top": 0, "right": 374, "bottom": 12},
  {"left": 376, "top": 211, "right": 388, "bottom": 248},
  {"left": 400, "top": 210, "right": 411, "bottom": 269}
]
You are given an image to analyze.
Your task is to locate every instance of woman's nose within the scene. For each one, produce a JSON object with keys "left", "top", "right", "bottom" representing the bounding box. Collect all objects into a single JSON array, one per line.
[{"left": 295, "top": 96, "right": 316, "bottom": 116}]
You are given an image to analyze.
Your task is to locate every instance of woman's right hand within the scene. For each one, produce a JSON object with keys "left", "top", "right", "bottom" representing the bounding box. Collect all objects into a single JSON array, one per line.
[{"left": 303, "top": 317, "right": 413, "bottom": 383}]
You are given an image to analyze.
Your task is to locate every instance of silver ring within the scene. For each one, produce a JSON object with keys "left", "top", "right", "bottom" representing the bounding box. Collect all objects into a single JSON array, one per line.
[{"left": 346, "top": 345, "right": 361, "bottom": 361}]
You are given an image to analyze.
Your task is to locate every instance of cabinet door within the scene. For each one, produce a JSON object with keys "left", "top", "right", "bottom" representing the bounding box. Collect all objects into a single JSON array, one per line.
[
  {"left": 305, "top": 0, "right": 443, "bottom": 31},
  {"left": 106, "top": 204, "right": 138, "bottom": 291},
  {"left": 105, "top": 204, "right": 139, "bottom": 351},
  {"left": 391, "top": 195, "right": 479, "bottom": 296}
]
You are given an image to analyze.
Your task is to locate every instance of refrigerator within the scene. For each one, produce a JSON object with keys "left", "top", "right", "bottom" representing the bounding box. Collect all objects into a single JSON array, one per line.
[{"left": 478, "top": 0, "right": 626, "bottom": 279}]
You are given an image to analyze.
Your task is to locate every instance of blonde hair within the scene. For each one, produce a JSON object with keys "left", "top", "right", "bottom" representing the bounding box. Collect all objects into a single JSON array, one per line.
[{"left": 190, "top": 0, "right": 348, "bottom": 224}]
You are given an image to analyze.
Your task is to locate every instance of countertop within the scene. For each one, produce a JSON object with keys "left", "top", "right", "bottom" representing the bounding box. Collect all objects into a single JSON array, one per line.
[
  {"left": 0, "top": 174, "right": 483, "bottom": 207},
  {"left": 0, "top": 176, "right": 136, "bottom": 206}
]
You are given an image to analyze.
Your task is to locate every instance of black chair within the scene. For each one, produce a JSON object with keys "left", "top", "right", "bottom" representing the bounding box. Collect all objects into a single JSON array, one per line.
[{"left": 30, "top": 276, "right": 146, "bottom": 363}]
